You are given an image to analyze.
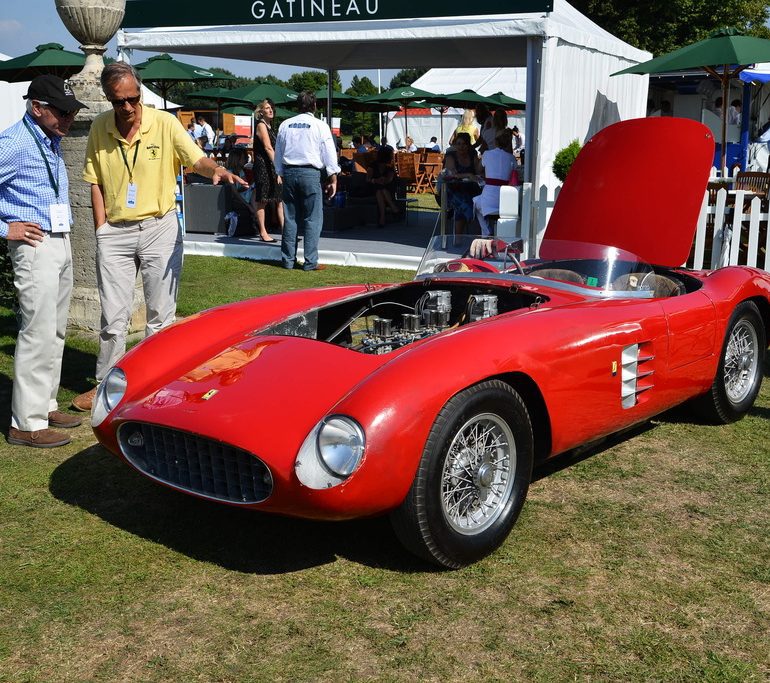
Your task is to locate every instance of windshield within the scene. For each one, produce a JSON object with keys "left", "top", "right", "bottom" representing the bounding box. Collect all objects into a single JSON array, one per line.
[{"left": 416, "top": 234, "right": 664, "bottom": 299}]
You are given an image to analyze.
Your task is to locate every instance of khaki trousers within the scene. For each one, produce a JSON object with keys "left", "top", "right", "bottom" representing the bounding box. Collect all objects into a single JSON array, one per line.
[
  {"left": 9, "top": 233, "right": 73, "bottom": 431},
  {"left": 95, "top": 210, "right": 182, "bottom": 382}
]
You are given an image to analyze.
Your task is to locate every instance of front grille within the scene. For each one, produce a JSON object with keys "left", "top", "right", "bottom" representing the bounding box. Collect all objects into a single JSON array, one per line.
[{"left": 117, "top": 422, "right": 273, "bottom": 504}]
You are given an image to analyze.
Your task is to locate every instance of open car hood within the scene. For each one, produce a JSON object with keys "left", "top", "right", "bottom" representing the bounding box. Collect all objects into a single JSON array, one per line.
[{"left": 544, "top": 118, "right": 714, "bottom": 268}]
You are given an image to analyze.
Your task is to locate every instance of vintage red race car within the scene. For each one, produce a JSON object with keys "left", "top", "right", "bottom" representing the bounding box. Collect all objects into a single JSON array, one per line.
[{"left": 92, "top": 118, "right": 770, "bottom": 568}]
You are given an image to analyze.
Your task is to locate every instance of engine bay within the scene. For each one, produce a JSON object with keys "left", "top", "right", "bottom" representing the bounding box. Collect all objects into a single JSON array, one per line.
[{"left": 260, "top": 282, "right": 541, "bottom": 354}]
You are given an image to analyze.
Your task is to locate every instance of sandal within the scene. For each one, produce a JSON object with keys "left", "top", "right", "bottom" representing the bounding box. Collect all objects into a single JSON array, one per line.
[{"left": 258, "top": 235, "right": 277, "bottom": 243}]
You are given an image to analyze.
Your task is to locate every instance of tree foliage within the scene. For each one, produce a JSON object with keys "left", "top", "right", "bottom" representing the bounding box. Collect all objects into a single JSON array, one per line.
[
  {"left": 570, "top": 0, "right": 770, "bottom": 55},
  {"left": 342, "top": 75, "right": 379, "bottom": 137},
  {"left": 287, "top": 70, "right": 341, "bottom": 94},
  {"left": 388, "top": 68, "right": 429, "bottom": 89}
]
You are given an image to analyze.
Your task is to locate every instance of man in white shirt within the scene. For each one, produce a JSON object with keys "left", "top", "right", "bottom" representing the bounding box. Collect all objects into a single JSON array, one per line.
[
  {"left": 274, "top": 91, "right": 340, "bottom": 271},
  {"left": 196, "top": 115, "right": 215, "bottom": 153}
]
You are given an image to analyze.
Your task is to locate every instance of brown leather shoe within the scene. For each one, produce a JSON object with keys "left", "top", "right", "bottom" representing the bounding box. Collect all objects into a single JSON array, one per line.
[
  {"left": 7, "top": 427, "right": 71, "bottom": 448},
  {"left": 305, "top": 264, "right": 327, "bottom": 271},
  {"left": 48, "top": 411, "right": 83, "bottom": 429},
  {"left": 71, "top": 387, "right": 97, "bottom": 412}
]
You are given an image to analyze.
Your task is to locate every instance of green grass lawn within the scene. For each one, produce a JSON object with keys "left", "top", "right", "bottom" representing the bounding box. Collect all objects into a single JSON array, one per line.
[{"left": 0, "top": 256, "right": 768, "bottom": 682}]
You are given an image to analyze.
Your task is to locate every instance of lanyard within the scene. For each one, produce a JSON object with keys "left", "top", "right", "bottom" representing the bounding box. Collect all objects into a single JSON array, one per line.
[
  {"left": 23, "top": 118, "right": 60, "bottom": 199},
  {"left": 119, "top": 141, "right": 140, "bottom": 182}
]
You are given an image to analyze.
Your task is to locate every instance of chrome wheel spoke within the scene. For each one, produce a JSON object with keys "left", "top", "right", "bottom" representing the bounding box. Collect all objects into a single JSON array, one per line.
[
  {"left": 441, "top": 413, "right": 516, "bottom": 535},
  {"left": 723, "top": 320, "right": 758, "bottom": 403}
]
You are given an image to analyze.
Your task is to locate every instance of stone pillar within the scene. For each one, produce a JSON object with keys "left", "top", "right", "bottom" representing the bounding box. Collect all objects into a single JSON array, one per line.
[{"left": 55, "top": 0, "right": 145, "bottom": 334}]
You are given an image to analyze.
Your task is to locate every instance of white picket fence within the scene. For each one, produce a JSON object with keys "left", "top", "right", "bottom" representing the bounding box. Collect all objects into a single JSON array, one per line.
[{"left": 514, "top": 173, "right": 769, "bottom": 272}]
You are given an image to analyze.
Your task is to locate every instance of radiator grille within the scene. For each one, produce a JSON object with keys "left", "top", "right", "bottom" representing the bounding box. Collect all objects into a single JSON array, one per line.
[{"left": 118, "top": 422, "right": 273, "bottom": 504}]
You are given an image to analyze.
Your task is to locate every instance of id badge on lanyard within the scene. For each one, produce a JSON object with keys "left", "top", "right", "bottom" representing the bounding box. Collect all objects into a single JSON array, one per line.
[
  {"left": 120, "top": 141, "right": 140, "bottom": 209},
  {"left": 126, "top": 183, "right": 138, "bottom": 208},
  {"left": 49, "top": 204, "right": 70, "bottom": 232}
]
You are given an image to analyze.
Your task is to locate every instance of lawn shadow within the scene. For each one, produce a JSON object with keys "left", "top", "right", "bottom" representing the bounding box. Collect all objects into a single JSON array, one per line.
[
  {"left": 49, "top": 445, "right": 429, "bottom": 575},
  {"left": 532, "top": 422, "right": 654, "bottom": 481}
]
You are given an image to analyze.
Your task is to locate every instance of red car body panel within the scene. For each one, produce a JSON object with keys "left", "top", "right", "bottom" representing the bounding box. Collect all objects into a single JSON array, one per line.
[
  {"left": 545, "top": 117, "right": 714, "bottom": 267},
  {"left": 93, "top": 118, "right": 770, "bottom": 523}
]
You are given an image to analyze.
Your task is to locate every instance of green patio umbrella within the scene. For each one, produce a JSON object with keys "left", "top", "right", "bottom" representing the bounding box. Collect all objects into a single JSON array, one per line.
[
  {"left": 487, "top": 92, "right": 526, "bottom": 109},
  {"left": 612, "top": 27, "right": 770, "bottom": 170},
  {"left": 220, "top": 82, "right": 298, "bottom": 107},
  {"left": 360, "top": 86, "right": 440, "bottom": 143},
  {"left": 134, "top": 53, "right": 234, "bottom": 109},
  {"left": 431, "top": 89, "right": 501, "bottom": 108},
  {"left": 0, "top": 43, "right": 85, "bottom": 82}
]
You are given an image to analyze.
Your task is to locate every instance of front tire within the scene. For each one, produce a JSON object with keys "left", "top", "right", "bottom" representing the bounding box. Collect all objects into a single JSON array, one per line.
[
  {"left": 695, "top": 301, "right": 766, "bottom": 423},
  {"left": 391, "top": 380, "right": 533, "bottom": 569}
]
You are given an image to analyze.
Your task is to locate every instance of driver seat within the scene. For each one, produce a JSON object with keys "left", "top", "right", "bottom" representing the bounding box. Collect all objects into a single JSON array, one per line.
[{"left": 528, "top": 268, "right": 585, "bottom": 284}]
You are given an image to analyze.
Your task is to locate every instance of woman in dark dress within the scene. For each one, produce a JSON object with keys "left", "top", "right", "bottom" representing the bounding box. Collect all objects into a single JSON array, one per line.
[
  {"left": 366, "top": 147, "right": 399, "bottom": 227},
  {"left": 444, "top": 132, "right": 482, "bottom": 236},
  {"left": 251, "top": 98, "right": 284, "bottom": 242}
]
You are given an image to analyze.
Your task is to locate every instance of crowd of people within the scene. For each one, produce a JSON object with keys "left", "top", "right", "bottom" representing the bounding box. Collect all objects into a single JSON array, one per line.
[
  {"left": 0, "top": 75, "right": 522, "bottom": 446},
  {"left": 442, "top": 105, "right": 522, "bottom": 237}
]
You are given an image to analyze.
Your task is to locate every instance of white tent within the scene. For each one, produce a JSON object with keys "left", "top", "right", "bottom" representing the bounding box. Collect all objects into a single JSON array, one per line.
[
  {"left": 118, "top": 0, "right": 650, "bottom": 231},
  {"left": 386, "top": 68, "right": 529, "bottom": 149},
  {"left": 0, "top": 53, "right": 32, "bottom": 131}
]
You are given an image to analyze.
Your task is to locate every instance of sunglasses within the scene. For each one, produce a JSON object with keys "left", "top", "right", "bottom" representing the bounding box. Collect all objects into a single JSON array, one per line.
[
  {"left": 36, "top": 101, "right": 77, "bottom": 117},
  {"left": 49, "top": 105, "right": 78, "bottom": 118},
  {"left": 109, "top": 95, "right": 141, "bottom": 107}
]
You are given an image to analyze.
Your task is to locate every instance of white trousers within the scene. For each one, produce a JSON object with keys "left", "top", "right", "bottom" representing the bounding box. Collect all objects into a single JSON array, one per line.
[
  {"left": 95, "top": 211, "right": 182, "bottom": 382},
  {"left": 9, "top": 233, "right": 73, "bottom": 431}
]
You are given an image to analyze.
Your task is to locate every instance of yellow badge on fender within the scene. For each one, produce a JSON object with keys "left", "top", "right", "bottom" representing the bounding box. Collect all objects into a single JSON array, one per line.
[{"left": 202, "top": 389, "right": 218, "bottom": 400}]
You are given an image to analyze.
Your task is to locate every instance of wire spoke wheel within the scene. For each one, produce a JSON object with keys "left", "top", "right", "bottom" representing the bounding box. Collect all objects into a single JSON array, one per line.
[
  {"left": 723, "top": 319, "right": 759, "bottom": 404},
  {"left": 440, "top": 413, "right": 515, "bottom": 535},
  {"left": 390, "top": 380, "right": 533, "bottom": 568},
  {"left": 693, "top": 301, "right": 765, "bottom": 424}
]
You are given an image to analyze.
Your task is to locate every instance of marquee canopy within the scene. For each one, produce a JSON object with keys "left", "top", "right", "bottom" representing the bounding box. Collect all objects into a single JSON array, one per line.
[{"left": 118, "top": 1, "right": 646, "bottom": 71}]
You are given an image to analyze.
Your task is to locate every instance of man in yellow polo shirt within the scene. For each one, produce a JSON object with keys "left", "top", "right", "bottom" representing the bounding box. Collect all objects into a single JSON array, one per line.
[{"left": 72, "top": 62, "right": 246, "bottom": 412}]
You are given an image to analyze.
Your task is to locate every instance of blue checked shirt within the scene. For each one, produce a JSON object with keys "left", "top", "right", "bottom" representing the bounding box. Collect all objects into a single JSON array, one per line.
[{"left": 0, "top": 113, "right": 72, "bottom": 238}]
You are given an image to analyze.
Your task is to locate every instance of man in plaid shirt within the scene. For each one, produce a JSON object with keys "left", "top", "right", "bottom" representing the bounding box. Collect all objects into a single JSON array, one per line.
[{"left": 0, "top": 75, "right": 86, "bottom": 448}]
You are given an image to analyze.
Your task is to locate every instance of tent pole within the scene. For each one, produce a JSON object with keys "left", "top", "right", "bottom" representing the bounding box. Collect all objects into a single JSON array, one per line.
[
  {"left": 720, "top": 66, "right": 728, "bottom": 174},
  {"left": 378, "top": 69, "right": 383, "bottom": 139},
  {"left": 326, "top": 69, "right": 333, "bottom": 127}
]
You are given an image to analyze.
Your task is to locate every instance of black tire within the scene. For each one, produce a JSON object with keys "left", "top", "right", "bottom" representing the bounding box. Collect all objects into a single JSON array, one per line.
[
  {"left": 390, "top": 380, "right": 534, "bottom": 569},
  {"left": 695, "top": 301, "right": 766, "bottom": 423}
]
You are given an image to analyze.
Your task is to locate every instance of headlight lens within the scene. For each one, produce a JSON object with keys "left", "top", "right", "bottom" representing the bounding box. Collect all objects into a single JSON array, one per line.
[
  {"left": 91, "top": 367, "right": 127, "bottom": 427},
  {"left": 317, "top": 416, "right": 365, "bottom": 477}
]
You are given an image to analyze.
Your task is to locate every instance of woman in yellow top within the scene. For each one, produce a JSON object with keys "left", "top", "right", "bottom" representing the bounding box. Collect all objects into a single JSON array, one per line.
[{"left": 449, "top": 109, "right": 480, "bottom": 146}]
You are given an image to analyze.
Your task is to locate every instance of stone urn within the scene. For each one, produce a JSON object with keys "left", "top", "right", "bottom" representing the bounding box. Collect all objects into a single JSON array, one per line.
[{"left": 55, "top": 0, "right": 125, "bottom": 84}]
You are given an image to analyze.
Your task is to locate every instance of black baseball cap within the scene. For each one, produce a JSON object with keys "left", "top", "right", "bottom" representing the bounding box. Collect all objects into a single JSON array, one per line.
[{"left": 24, "top": 75, "right": 87, "bottom": 111}]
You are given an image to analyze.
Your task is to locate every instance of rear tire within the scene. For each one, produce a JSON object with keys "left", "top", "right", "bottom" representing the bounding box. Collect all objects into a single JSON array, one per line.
[
  {"left": 390, "top": 380, "right": 533, "bottom": 569},
  {"left": 695, "top": 301, "right": 765, "bottom": 423}
]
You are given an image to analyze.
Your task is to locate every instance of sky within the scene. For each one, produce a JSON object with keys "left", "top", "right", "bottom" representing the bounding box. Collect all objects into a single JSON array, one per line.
[{"left": 0, "top": 0, "right": 399, "bottom": 90}]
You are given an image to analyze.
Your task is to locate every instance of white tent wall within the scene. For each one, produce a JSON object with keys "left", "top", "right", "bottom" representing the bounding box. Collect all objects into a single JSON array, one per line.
[
  {"left": 385, "top": 67, "right": 528, "bottom": 149},
  {"left": 534, "top": 38, "right": 651, "bottom": 191},
  {"left": 385, "top": 110, "right": 527, "bottom": 151},
  {"left": 385, "top": 111, "right": 461, "bottom": 150},
  {"left": 0, "top": 53, "right": 28, "bottom": 132}
]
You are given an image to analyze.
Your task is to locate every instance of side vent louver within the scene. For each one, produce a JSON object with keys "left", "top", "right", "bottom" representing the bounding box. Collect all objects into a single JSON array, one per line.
[{"left": 621, "top": 342, "right": 655, "bottom": 409}]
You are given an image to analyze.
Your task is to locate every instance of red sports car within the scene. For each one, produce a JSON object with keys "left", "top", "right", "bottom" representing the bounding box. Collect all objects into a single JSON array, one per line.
[{"left": 92, "top": 118, "right": 770, "bottom": 568}]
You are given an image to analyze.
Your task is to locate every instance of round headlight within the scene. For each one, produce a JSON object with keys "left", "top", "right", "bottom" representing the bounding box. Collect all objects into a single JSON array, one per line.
[
  {"left": 91, "top": 367, "right": 127, "bottom": 427},
  {"left": 317, "top": 416, "right": 365, "bottom": 477}
]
